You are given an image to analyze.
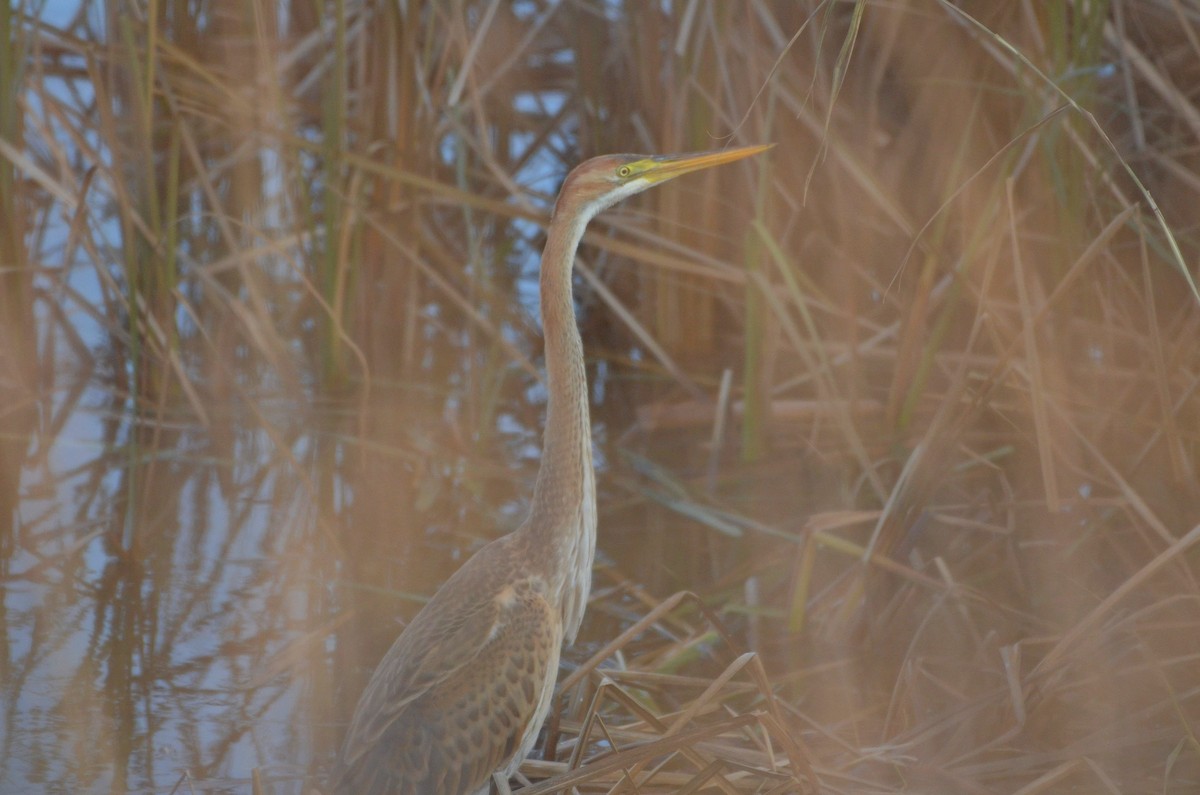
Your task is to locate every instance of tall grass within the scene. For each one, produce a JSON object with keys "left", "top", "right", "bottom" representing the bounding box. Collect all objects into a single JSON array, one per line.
[
  {"left": 0, "top": 0, "right": 31, "bottom": 569},
  {"left": 0, "top": 0, "right": 30, "bottom": 365},
  {"left": 3, "top": 1, "right": 1200, "bottom": 792}
]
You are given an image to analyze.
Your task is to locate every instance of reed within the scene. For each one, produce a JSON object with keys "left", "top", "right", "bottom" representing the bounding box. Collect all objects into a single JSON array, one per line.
[
  {"left": 6, "top": 2, "right": 1200, "bottom": 792},
  {"left": 0, "top": 1, "right": 30, "bottom": 367}
]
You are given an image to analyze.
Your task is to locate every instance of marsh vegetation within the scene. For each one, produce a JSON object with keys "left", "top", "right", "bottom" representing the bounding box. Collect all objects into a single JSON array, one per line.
[{"left": 2, "top": 1, "right": 1200, "bottom": 792}]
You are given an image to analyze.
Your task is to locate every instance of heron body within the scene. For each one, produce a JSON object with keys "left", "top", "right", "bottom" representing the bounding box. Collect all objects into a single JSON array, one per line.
[{"left": 332, "top": 144, "right": 771, "bottom": 795}]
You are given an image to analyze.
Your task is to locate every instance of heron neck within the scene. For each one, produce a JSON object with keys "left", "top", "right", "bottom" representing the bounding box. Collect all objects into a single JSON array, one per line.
[{"left": 525, "top": 209, "right": 597, "bottom": 590}]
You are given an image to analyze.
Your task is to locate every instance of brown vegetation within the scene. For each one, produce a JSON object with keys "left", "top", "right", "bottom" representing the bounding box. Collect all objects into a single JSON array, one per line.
[{"left": 2, "top": 1, "right": 1199, "bottom": 792}]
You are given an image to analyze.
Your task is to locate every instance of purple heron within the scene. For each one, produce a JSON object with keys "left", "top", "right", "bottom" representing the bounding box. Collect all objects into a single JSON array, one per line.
[{"left": 331, "top": 144, "right": 772, "bottom": 795}]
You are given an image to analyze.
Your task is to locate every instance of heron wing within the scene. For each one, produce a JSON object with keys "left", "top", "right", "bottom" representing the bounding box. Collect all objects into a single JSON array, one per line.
[
  {"left": 334, "top": 575, "right": 559, "bottom": 794},
  {"left": 337, "top": 547, "right": 508, "bottom": 765}
]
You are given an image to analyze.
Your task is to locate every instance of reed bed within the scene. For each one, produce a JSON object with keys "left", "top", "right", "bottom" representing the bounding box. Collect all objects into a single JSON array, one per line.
[{"left": 3, "top": 1, "right": 1200, "bottom": 792}]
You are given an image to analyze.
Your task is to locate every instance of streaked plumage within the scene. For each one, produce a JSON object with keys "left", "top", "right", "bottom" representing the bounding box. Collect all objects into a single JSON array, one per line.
[{"left": 331, "top": 144, "right": 772, "bottom": 795}]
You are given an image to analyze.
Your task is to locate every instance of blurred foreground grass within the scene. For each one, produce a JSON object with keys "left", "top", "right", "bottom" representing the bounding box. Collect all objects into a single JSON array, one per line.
[{"left": 2, "top": 1, "right": 1200, "bottom": 792}]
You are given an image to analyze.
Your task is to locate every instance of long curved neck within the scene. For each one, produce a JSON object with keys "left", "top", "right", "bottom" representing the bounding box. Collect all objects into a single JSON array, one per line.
[
  {"left": 528, "top": 209, "right": 593, "bottom": 535},
  {"left": 524, "top": 207, "right": 597, "bottom": 639}
]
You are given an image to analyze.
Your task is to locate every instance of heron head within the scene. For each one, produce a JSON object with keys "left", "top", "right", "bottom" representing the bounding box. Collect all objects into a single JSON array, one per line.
[{"left": 553, "top": 144, "right": 774, "bottom": 223}]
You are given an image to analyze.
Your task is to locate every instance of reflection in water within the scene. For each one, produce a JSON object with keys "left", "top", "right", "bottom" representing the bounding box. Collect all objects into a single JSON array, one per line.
[
  {"left": 10, "top": 378, "right": 301, "bottom": 791},
  {"left": 1, "top": 268, "right": 771, "bottom": 791},
  {"left": 17, "top": 375, "right": 822, "bottom": 791},
  {"left": 3, "top": 5, "right": 586, "bottom": 790},
  {"left": 11, "top": 3, "right": 1200, "bottom": 793},
  {"left": 3, "top": 360, "right": 545, "bottom": 792}
]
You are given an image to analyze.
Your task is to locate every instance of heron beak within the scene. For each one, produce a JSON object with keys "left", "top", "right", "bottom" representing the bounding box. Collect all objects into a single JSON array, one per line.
[{"left": 643, "top": 143, "right": 774, "bottom": 183}]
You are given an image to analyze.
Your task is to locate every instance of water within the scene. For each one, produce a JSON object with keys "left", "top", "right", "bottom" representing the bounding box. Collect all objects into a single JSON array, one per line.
[
  {"left": 3, "top": 9, "right": 853, "bottom": 790},
  {"left": 1, "top": 363, "right": 554, "bottom": 793}
]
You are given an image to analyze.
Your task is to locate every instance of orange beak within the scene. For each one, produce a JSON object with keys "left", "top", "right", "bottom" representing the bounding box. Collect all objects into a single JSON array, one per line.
[{"left": 641, "top": 143, "right": 774, "bottom": 183}]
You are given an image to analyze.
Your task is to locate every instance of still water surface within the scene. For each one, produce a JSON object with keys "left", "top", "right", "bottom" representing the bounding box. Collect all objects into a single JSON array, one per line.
[
  {"left": 3, "top": 5, "right": 810, "bottom": 790},
  {"left": 5, "top": 376, "right": 573, "bottom": 792}
]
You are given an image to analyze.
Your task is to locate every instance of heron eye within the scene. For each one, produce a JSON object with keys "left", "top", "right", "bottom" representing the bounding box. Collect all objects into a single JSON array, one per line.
[{"left": 617, "top": 165, "right": 632, "bottom": 178}]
